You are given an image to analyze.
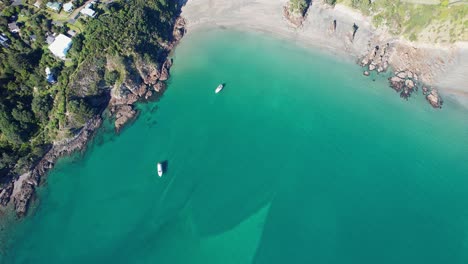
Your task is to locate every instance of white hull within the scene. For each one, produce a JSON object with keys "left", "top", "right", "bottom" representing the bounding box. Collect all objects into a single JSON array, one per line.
[
  {"left": 215, "top": 84, "right": 224, "bottom": 93},
  {"left": 157, "top": 163, "right": 163, "bottom": 177}
]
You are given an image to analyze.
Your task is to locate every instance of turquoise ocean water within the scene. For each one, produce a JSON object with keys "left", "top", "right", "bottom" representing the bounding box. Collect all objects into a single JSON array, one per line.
[{"left": 2, "top": 29, "right": 468, "bottom": 263}]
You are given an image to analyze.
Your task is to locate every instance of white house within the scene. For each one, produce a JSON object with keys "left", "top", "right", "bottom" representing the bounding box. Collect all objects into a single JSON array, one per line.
[
  {"left": 63, "top": 2, "right": 74, "bottom": 12},
  {"left": 80, "top": 3, "right": 96, "bottom": 18},
  {"left": 80, "top": 8, "right": 96, "bottom": 18},
  {"left": 46, "top": 2, "right": 62, "bottom": 12},
  {"left": 48, "top": 34, "right": 72, "bottom": 59}
]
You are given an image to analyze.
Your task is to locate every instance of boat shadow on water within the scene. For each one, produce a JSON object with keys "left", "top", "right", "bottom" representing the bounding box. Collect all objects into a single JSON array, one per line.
[{"left": 160, "top": 160, "right": 169, "bottom": 174}]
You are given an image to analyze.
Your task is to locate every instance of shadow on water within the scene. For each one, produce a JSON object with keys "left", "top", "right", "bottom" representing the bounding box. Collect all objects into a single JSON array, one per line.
[{"left": 161, "top": 160, "right": 169, "bottom": 173}]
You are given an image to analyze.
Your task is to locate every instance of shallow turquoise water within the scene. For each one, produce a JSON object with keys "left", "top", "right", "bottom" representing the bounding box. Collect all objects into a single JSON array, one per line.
[{"left": 2, "top": 29, "right": 468, "bottom": 264}]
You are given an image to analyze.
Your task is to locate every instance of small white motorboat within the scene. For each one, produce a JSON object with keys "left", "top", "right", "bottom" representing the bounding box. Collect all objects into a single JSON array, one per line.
[
  {"left": 157, "top": 162, "right": 163, "bottom": 177},
  {"left": 215, "top": 84, "right": 224, "bottom": 94}
]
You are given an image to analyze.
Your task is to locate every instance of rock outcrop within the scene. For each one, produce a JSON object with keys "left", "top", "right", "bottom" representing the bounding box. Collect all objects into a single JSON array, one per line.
[
  {"left": 12, "top": 117, "right": 102, "bottom": 217},
  {"left": 109, "top": 57, "right": 175, "bottom": 131},
  {"left": 108, "top": 18, "right": 186, "bottom": 131},
  {"left": 283, "top": 1, "right": 310, "bottom": 27},
  {"left": 1, "top": 15, "right": 187, "bottom": 218},
  {"left": 388, "top": 70, "right": 420, "bottom": 99},
  {"left": 360, "top": 43, "right": 391, "bottom": 74},
  {"left": 360, "top": 42, "right": 443, "bottom": 107},
  {"left": 426, "top": 88, "right": 443, "bottom": 108},
  {"left": 0, "top": 183, "right": 13, "bottom": 206}
]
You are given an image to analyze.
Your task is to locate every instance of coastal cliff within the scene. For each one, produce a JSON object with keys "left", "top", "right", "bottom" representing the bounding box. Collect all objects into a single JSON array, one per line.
[
  {"left": 0, "top": 1, "right": 187, "bottom": 217},
  {"left": 110, "top": 17, "right": 186, "bottom": 131},
  {"left": 13, "top": 116, "right": 102, "bottom": 217}
]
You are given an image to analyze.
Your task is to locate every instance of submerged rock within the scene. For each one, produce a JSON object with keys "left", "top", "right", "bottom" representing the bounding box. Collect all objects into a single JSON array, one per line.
[
  {"left": 422, "top": 86, "right": 429, "bottom": 95},
  {"left": 405, "top": 79, "right": 415, "bottom": 89},
  {"left": 0, "top": 183, "right": 13, "bottom": 206},
  {"left": 426, "top": 89, "right": 443, "bottom": 108},
  {"left": 363, "top": 71, "right": 370, "bottom": 76},
  {"left": 14, "top": 182, "right": 34, "bottom": 217},
  {"left": 114, "top": 105, "right": 137, "bottom": 131}
]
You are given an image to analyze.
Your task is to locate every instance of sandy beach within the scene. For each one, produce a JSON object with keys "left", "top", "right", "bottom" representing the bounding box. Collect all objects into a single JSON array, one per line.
[
  {"left": 182, "top": 0, "right": 374, "bottom": 59},
  {"left": 181, "top": 0, "right": 468, "bottom": 101}
]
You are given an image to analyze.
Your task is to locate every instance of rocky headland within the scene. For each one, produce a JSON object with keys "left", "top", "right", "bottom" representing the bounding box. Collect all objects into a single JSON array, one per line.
[
  {"left": 2, "top": 0, "right": 466, "bottom": 218},
  {"left": 111, "top": 17, "right": 186, "bottom": 132},
  {"left": 0, "top": 15, "right": 186, "bottom": 217}
]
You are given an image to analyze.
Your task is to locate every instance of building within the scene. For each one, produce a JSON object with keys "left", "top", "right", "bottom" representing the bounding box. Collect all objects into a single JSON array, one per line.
[
  {"left": 46, "top": 34, "right": 55, "bottom": 45},
  {"left": 80, "top": 3, "right": 96, "bottom": 18},
  {"left": 63, "top": 2, "right": 74, "bottom": 12},
  {"left": 0, "top": 34, "right": 10, "bottom": 48},
  {"left": 45, "top": 67, "right": 56, "bottom": 84},
  {"left": 48, "top": 34, "right": 72, "bottom": 59},
  {"left": 67, "top": 29, "right": 77, "bottom": 37},
  {"left": 8, "top": 22, "right": 20, "bottom": 33},
  {"left": 46, "top": 2, "right": 62, "bottom": 12},
  {"left": 34, "top": 1, "right": 42, "bottom": 8}
]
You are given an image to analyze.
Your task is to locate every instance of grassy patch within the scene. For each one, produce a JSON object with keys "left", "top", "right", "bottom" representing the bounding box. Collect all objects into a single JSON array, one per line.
[{"left": 338, "top": 0, "right": 468, "bottom": 42}]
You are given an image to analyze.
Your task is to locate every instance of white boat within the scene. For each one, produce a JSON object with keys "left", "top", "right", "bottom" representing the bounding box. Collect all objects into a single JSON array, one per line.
[
  {"left": 215, "top": 84, "right": 224, "bottom": 94},
  {"left": 157, "top": 162, "right": 163, "bottom": 177}
]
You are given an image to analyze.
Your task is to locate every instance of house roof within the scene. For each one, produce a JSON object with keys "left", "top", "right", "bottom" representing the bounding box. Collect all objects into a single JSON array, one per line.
[
  {"left": 63, "top": 2, "right": 74, "bottom": 12},
  {"left": 8, "top": 22, "right": 20, "bottom": 32},
  {"left": 46, "top": 2, "right": 62, "bottom": 11},
  {"left": 80, "top": 8, "right": 96, "bottom": 17},
  {"left": 46, "top": 35, "right": 55, "bottom": 44},
  {"left": 0, "top": 34, "right": 9, "bottom": 42},
  {"left": 67, "top": 30, "right": 77, "bottom": 37},
  {"left": 48, "top": 34, "right": 72, "bottom": 59}
]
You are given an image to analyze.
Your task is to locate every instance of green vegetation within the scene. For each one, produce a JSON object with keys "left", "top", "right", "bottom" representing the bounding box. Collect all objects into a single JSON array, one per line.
[
  {"left": 337, "top": 0, "right": 468, "bottom": 42},
  {"left": 0, "top": 0, "right": 181, "bottom": 182},
  {"left": 289, "top": 0, "right": 312, "bottom": 15}
]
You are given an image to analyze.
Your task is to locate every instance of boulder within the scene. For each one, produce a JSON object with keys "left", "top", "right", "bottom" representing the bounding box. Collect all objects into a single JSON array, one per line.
[
  {"left": 422, "top": 86, "right": 429, "bottom": 95},
  {"left": 397, "top": 71, "right": 407, "bottom": 79},
  {"left": 14, "top": 182, "right": 34, "bottom": 217},
  {"left": 405, "top": 79, "right": 415, "bottom": 89},
  {"left": 154, "top": 81, "right": 166, "bottom": 92},
  {"left": 115, "top": 105, "right": 137, "bottom": 131},
  {"left": 145, "top": 90, "right": 153, "bottom": 100},
  {"left": 389, "top": 76, "right": 404, "bottom": 92},
  {"left": 0, "top": 183, "right": 13, "bottom": 206},
  {"left": 159, "top": 59, "right": 173, "bottom": 81},
  {"left": 137, "top": 84, "right": 148, "bottom": 97},
  {"left": 426, "top": 89, "right": 443, "bottom": 108},
  {"left": 406, "top": 70, "right": 413, "bottom": 79}
]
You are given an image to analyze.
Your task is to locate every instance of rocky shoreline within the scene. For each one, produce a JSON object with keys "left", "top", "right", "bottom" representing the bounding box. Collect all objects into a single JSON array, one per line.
[
  {"left": 359, "top": 42, "right": 443, "bottom": 107},
  {"left": 110, "top": 17, "right": 185, "bottom": 132},
  {"left": 0, "top": 17, "right": 186, "bottom": 218},
  {"left": 12, "top": 116, "right": 103, "bottom": 217}
]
